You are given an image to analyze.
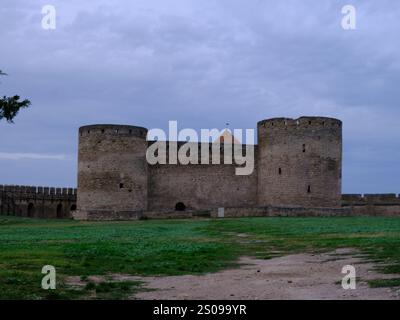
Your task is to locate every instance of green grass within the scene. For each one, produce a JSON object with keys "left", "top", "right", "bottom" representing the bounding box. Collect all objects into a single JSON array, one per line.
[
  {"left": 368, "top": 278, "right": 400, "bottom": 288},
  {"left": 1, "top": 215, "right": 400, "bottom": 299}
]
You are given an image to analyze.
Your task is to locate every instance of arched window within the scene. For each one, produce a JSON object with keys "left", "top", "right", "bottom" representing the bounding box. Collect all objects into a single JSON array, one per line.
[
  {"left": 70, "top": 204, "right": 77, "bottom": 211},
  {"left": 175, "top": 202, "right": 186, "bottom": 211}
]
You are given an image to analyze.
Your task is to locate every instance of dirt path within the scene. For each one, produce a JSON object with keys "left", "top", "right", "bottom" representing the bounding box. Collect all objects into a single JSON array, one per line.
[
  {"left": 66, "top": 248, "right": 400, "bottom": 299},
  {"left": 131, "top": 249, "right": 399, "bottom": 300}
]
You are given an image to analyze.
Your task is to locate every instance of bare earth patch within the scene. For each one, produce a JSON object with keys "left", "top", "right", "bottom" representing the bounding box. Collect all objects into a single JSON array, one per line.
[
  {"left": 66, "top": 249, "right": 400, "bottom": 300},
  {"left": 133, "top": 249, "right": 400, "bottom": 300}
]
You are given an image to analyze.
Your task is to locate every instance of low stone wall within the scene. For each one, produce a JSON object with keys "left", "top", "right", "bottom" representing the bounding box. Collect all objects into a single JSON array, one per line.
[
  {"left": 73, "top": 209, "right": 211, "bottom": 221},
  {"left": 341, "top": 194, "right": 400, "bottom": 217},
  {"left": 145, "top": 210, "right": 211, "bottom": 219},
  {"left": 73, "top": 210, "right": 141, "bottom": 221},
  {"left": 73, "top": 204, "right": 400, "bottom": 221},
  {"left": 342, "top": 193, "right": 400, "bottom": 206},
  {"left": 344, "top": 205, "right": 400, "bottom": 217},
  {"left": 209, "top": 206, "right": 353, "bottom": 218},
  {"left": 210, "top": 205, "right": 400, "bottom": 218}
]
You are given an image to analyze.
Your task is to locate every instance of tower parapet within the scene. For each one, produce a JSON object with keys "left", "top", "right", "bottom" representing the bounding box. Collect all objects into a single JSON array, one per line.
[
  {"left": 257, "top": 116, "right": 342, "bottom": 207},
  {"left": 77, "top": 124, "right": 148, "bottom": 219}
]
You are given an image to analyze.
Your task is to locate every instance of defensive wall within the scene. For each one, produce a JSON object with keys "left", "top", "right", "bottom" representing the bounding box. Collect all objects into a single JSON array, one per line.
[
  {"left": 0, "top": 184, "right": 77, "bottom": 219},
  {"left": 1, "top": 184, "right": 399, "bottom": 219}
]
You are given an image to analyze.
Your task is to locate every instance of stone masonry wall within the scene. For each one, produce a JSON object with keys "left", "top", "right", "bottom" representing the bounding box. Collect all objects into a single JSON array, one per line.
[
  {"left": 77, "top": 125, "right": 148, "bottom": 215},
  {"left": 148, "top": 141, "right": 258, "bottom": 211},
  {"left": 0, "top": 184, "right": 77, "bottom": 218},
  {"left": 341, "top": 193, "right": 400, "bottom": 216},
  {"left": 257, "top": 117, "right": 342, "bottom": 208},
  {"left": 75, "top": 117, "right": 344, "bottom": 219}
]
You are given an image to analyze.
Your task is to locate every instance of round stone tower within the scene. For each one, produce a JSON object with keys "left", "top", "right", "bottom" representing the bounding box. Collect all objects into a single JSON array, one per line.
[
  {"left": 77, "top": 124, "right": 148, "bottom": 218},
  {"left": 257, "top": 117, "right": 342, "bottom": 208}
]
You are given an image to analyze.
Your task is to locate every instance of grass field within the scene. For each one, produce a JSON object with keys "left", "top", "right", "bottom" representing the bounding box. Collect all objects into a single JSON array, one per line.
[{"left": 1, "top": 216, "right": 400, "bottom": 299}]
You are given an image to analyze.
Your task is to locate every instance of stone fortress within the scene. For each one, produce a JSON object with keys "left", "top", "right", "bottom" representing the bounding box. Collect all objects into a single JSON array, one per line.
[{"left": 1, "top": 116, "right": 400, "bottom": 219}]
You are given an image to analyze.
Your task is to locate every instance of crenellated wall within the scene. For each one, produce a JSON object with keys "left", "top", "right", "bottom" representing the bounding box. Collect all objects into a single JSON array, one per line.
[
  {"left": 0, "top": 184, "right": 77, "bottom": 218},
  {"left": 341, "top": 194, "right": 400, "bottom": 216},
  {"left": 342, "top": 193, "right": 400, "bottom": 205}
]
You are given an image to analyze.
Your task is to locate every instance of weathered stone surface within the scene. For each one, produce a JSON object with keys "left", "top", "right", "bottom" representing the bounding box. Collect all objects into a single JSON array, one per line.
[
  {"left": 77, "top": 124, "right": 148, "bottom": 215},
  {"left": 0, "top": 184, "right": 77, "bottom": 218},
  {"left": 257, "top": 117, "right": 342, "bottom": 208},
  {"left": 72, "top": 117, "right": 400, "bottom": 220}
]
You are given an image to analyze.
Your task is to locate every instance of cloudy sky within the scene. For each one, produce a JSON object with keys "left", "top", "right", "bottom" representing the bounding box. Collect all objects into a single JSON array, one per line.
[{"left": 0, "top": 0, "right": 399, "bottom": 193}]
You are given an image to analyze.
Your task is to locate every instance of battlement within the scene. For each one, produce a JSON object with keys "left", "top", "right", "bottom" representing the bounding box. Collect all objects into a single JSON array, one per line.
[
  {"left": 0, "top": 184, "right": 77, "bottom": 200},
  {"left": 342, "top": 193, "right": 400, "bottom": 206},
  {"left": 0, "top": 184, "right": 77, "bottom": 218},
  {"left": 79, "top": 124, "right": 148, "bottom": 139},
  {"left": 257, "top": 116, "right": 342, "bottom": 130}
]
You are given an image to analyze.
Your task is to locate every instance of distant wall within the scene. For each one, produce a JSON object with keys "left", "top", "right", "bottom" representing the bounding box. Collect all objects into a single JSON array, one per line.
[
  {"left": 0, "top": 185, "right": 77, "bottom": 218},
  {"left": 341, "top": 194, "right": 400, "bottom": 216},
  {"left": 342, "top": 193, "right": 400, "bottom": 205}
]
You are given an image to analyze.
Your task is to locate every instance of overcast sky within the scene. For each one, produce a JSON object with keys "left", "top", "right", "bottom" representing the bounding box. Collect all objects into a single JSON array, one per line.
[{"left": 0, "top": 0, "right": 399, "bottom": 193}]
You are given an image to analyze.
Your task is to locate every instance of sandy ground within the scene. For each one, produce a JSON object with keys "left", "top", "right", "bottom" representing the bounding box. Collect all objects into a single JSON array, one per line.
[{"left": 67, "top": 249, "right": 400, "bottom": 300}]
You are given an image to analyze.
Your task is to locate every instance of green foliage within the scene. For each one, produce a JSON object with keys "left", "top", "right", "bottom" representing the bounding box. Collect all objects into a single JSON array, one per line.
[
  {"left": 0, "top": 95, "right": 31, "bottom": 122},
  {"left": 1, "top": 216, "right": 400, "bottom": 299},
  {"left": 0, "top": 69, "right": 31, "bottom": 123}
]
